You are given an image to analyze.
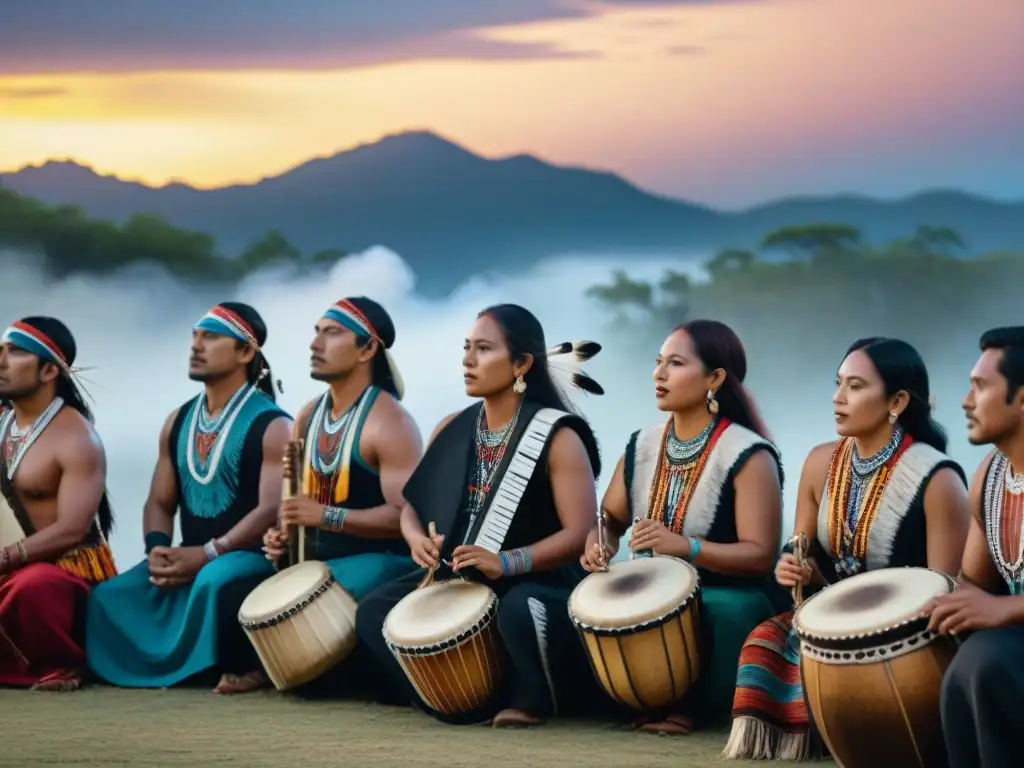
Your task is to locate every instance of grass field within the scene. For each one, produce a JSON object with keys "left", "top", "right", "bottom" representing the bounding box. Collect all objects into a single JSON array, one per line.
[{"left": 0, "top": 686, "right": 837, "bottom": 767}]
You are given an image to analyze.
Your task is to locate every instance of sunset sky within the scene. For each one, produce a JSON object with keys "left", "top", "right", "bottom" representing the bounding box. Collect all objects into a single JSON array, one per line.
[{"left": 1, "top": 0, "right": 1021, "bottom": 207}]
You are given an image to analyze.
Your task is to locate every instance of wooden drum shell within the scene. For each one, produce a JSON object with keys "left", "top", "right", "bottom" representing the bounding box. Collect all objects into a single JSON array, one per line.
[
  {"left": 801, "top": 634, "right": 956, "bottom": 768},
  {"left": 384, "top": 583, "right": 504, "bottom": 716},
  {"left": 575, "top": 600, "right": 701, "bottom": 712},
  {"left": 239, "top": 573, "right": 358, "bottom": 692}
]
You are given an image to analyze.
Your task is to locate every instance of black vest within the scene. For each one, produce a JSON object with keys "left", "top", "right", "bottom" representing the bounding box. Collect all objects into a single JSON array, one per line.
[{"left": 402, "top": 400, "right": 600, "bottom": 586}]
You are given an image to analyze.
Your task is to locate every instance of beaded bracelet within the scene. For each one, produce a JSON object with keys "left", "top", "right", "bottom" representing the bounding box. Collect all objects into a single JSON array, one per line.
[
  {"left": 203, "top": 540, "right": 220, "bottom": 561},
  {"left": 320, "top": 505, "right": 348, "bottom": 533},
  {"left": 499, "top": 547, "right": 533, "bottom": 576},
  {"left": 685, "top": 537, "right": 702, "bottom": 562}
]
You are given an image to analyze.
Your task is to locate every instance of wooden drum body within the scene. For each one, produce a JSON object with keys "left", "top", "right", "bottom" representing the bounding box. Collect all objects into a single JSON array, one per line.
[
  {"left": 568, "top": 555, "right": 701, "bottom": 711},
  {"left": 238, "top": 560, "right": 358, "bottom": 691},
  {"left": 794, "top": 567, "right": 959, "bottom": 768},
  {"left": 383, "top": 579, "right": 503, "bottom": 715}
]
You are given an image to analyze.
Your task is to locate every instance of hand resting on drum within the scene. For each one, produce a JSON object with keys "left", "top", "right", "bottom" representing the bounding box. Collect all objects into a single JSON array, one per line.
[
  {"left": 925, "top": 580, "right": 1018, "bottom": 635},
  {"left": 262, "top": 526, "right": 289, "bottom": 562},
  {"left": 580, "top": 530, "right": 617, "bottom": 572},
  {"left": 450, "top": 544, "right": 502, "bottom": 579}
]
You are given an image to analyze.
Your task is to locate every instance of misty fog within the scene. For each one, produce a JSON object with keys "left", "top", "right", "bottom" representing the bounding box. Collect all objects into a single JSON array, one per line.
[{"left": 0, "top": 247, "right": 993, "bottom": 568}]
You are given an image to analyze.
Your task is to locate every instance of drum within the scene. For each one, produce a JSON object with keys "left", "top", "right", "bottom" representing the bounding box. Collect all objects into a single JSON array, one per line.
[
  {"left": 237, "top": 560, "right": 358, "bottom": 691},
  {"left": 793, "top": 566, "right": 958, "bottom": 768},
  {"left": 568, "top": 555, "right": 701, "bottom": 711},
  {"left": 383, "top": 579, "right": 503, "bottom": 715}
]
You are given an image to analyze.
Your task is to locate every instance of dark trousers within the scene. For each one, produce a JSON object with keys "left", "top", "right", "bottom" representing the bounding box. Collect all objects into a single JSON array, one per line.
[
  {"left": 354, "top": 569, "right": 601, "bottom": 723},
  {"left": 941, "top": 624, "right": 1024, "bottom": 768}
]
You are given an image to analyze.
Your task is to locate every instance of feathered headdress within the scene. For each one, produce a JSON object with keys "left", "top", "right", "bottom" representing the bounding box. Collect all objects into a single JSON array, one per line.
[{"left": 545, "top": 340, "right": 604, "bottom": 396}]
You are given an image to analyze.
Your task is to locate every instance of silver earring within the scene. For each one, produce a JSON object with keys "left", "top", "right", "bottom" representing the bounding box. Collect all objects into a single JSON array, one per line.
[{"left": 888, "top": 410, "right": 898, "bottom": 425}]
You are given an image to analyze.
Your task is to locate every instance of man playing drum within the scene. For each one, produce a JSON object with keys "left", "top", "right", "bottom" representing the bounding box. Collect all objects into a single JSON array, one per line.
[
  {"left": 581, "top": 319, "right": 784, "bottom": 736},
  {"left": 260, "top": 297, "right": 423, "bottom": 687},
  {"left": 355, "top": 304, "right": 604, "bottom": 728},
  {"left": 725, "top": 337, "right": 969, "bottom": 760},
  {"left": 86, "top": 303, "right": 293, "bottom": 694},
  {"left": 0, "top": 316, "right": 117, "bottom": 691},
  {"left": 928, "top": 326, "right": 1024, "bottom": 768}
]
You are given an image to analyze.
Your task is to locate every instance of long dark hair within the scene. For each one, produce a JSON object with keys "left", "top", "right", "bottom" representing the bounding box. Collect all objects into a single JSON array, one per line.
[
  {"left": 19, "top": 316, "right": 115, "bottom": 538},
  {"left": 480, "top": 304, "right": 576, "bottom": 414},
  {"left": 480, "top": 303, "right": 602, "bottom": 477},
  {"left": 844, "top": 337, "right": 948, "bottom": 452},
  {"left": 219, "top": 301, "right": 277, "bottom": 403},
  {"left": 674, "top": 319, "right": 773, "bottom": 440}
]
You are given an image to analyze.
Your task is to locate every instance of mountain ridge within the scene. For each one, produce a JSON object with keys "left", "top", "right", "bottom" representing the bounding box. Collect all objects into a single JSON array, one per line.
[{"left": 3, "top": 130, "right": 1022, "bottom": 295}]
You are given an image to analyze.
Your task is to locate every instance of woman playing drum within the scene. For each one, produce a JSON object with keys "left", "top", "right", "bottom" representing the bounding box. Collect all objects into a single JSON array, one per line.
[
  {"left": 724, "top": 337, "right": 971, "bottom": 761},
  {"left": 580, "top": 319, "right": 784, "bottom": 735},
  {"left": 354, "top": 304, "right": 605, "bottom": 728}
]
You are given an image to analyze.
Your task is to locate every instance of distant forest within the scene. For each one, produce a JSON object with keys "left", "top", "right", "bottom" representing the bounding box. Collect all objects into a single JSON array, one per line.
[
  {"left": 0, "top": 188, "right": 345, "bottom": 282},
  {"left": 2, "top": 188, "right": 1023, "bottom": 358},
  {"left": 585, "top": 223, "right": 1024, "bottom": 362}
]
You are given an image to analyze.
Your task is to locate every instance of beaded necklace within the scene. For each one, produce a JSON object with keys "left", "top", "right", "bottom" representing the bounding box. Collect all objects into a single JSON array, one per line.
[
  {"left": 185, "top": 383, "right": 256, "bottom": 485},
  {"left": 826, "top": 428, "right": 906, "bottom": 576},
  {"left": 647, "top": 417, "right": 721, "bottom": 534},
  {"left": 463, "top": 401, "right": 522, "bottom": 543},
  {"left": 310, "top": 393, "right": 359, "bottom": 479},
  {"left": 0, "top": 398, "right": 64, "bottom": 479},
  {"left": 982, "top": 451, "right": 1024, "bottom": 594}
]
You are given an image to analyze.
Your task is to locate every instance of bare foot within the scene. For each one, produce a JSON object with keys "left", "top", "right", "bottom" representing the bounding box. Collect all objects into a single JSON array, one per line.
[
  {"left": 213, "top": 671, "right": 268, "bottom": 694},
  {"left": 31, "top": 670, "right": 83, "bottom": 692},
  {"left": 492, "top": 708, "right": 544, "bottom": 728},
  {"left": 638, "top": 713, "right": 694, "bottom": 735}
]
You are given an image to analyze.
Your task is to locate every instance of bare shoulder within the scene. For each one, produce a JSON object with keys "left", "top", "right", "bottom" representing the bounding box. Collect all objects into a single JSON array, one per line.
[
  {"left": 262, "top": 413, "right": 294, "bottom": 446},
  {"left": 737, "top": 447, "right": 780, "bottom": 481},
  {"left": 548, "top": 423, "right": 591, "bottom": 468},
  {"left": 428, "top": 410, "right": 462, "bottom": 444},
  {"left": 295, "top": 397, "right": 319, "bottom": 429},
  {"left": 52, "top": 407, "right": 104, "bottom": 464},
  {"left": 969, "top": 449, "right": 997, "bottom": 488},
  {"left": 801, "top": 441, "right": 837, "bottom": 488},
  {"left": 367, "top": 393, "right": 420, "bottom": 435},
  {"left": 927, "top": 465, "right": 968, "bottom": 494}
]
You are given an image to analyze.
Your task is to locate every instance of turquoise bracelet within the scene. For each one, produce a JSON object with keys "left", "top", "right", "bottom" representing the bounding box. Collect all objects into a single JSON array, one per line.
[{"left": 686, "top": 536, "right": 702, "bottom": 562}]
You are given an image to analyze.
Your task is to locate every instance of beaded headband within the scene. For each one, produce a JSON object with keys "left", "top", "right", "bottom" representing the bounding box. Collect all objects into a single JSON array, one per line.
[{"left": 194, "top": 306, "right": 260, "bottom": 348}]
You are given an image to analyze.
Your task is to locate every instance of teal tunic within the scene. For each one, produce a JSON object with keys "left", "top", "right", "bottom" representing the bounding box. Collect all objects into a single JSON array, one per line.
[
  {"left": 285, "top": 386, "right": 416, "bottom": 603},
  {"left": 86, "top": 386, "right": 285, "bottom": 687}
]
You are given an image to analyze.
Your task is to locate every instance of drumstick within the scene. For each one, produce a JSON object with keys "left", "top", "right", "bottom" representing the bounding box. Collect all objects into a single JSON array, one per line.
[
  {"left": 790, "top": 532, "right": 809, "bottom": 608},
  {"left": 417, "top": 522, "right": 440, "bottom": 589},
  {"left": 596, "top": 511, "right": 608, "bottom": 571}
]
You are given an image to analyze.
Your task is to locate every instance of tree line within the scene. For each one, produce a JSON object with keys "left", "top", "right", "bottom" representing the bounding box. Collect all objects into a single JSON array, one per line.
[
  {"left": 0, "top": 188, "right": 346, "bottom": 283},
  {"left": 585, "top": 223, "right": 1024, "bottom": 364}
]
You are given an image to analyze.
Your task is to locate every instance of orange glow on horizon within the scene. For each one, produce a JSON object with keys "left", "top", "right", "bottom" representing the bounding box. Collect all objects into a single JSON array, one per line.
[{"left": 0, "top": 0, "right": 1020, "bottom": 202}]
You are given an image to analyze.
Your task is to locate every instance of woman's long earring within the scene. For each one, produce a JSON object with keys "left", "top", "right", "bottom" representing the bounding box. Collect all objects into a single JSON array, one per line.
[
  {"left": 513, "top": 373, "right": 527, "bottom": 394},
  {"left": 888, "top": 410, "right": 898, "bottom": 425},
  {"left": 706, "top": 389, "right": 719, "bottom": 415}
]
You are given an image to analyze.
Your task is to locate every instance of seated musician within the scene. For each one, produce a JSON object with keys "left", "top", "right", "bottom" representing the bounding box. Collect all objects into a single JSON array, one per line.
[
  {"left": 927, "top": 327, "right": 1024, "bottom": 768},
  {"left": 261, "top": 298, "right": 423, "bottom": 683},
  {"left": 725, "top": 337, "right": 969, "bottom": 760},
  {"left": 581, "top": 319, "right": 784, "bottom": 736},
  {"left": 0, "top": 316, "right": 117, "bottom": 691},
  {"left": 86, "top": 303, "right": 293, "bottom": 693},
  {"left": 354, "top": 304, "right": 604, "bottom": 728}
]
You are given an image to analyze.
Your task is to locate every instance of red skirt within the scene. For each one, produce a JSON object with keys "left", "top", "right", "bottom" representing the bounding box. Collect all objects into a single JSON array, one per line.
[{"left": 0, "top": 563, "right": 90, "bottom": 687}]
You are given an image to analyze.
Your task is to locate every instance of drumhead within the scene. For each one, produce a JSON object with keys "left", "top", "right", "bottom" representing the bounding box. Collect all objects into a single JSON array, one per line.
[
  {"left": 569, "top": 556, "right": 698, "bottom": 629},
  {"left": 795, "top": 567, "right": 952, "bottom": 638},
  {"left": 238, "top": 560, "right": 331, "bottom": 621},
  {"left": 385, "top": 580, "right": 495, "bottom": 647}
]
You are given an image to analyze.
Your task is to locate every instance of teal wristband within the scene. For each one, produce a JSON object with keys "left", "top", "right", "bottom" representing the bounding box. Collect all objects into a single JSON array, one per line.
[{"left": 686, "top": 536, "right": 702, "bottom": 562}]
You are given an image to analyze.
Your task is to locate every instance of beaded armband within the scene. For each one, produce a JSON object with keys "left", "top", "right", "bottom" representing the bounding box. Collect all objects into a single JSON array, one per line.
[
  {"left": 499, "top": 547, "right": 533, "bottom": 576},
  {"left": 203, "top": 540, "right": 220, "bottom": 561},
  {"left": 320, "top": 505, "right": 348, "bottom": 533}
]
